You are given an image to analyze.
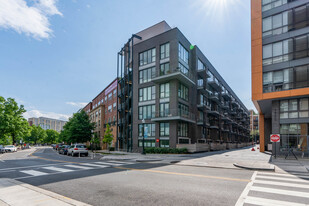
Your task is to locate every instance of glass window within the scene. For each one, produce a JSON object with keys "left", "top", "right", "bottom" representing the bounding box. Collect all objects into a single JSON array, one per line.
[
  {"left": 273, "top": 70, "right": 283, "bottom": 83},
  {"left": 295, "top": 65, "right": 308, "bottom": 88},
  {"left": 289, "top": 99, "right": 298, "bottom": 111},
  {"left": 138, "top": 124, "right": 155, "bottom": 137},
  {"left": 273, "top": 42, "right": 282, "bottom": 57},
  {"left": 139, "top": 86, "right": 156, "bottom": 102},
  {"left": 160, "top": 140, "right": 169, "bottom": 148},
  {"left": 139, "top": 48, "right": 156, "bottom": 66},
  {"left": 263, "top": 44, "right": 272, "bottom": 59},
  {"left": 178, "top": 83, "right": 188, "bottom": 101},
  {"left": 160, "top": 43, "right": 170, "bottom": 59},
  {"left": 160, "top": 103, "right": 170, "bottom": 117},
  {"left": 160, "top": 83, "right": 170, "bottom": 98},
  {"left": 273, "top": 13, "right": 282, "bottom": 29},
  {"left": 138, "top": 105, "right": 155, "bottom": 120},
  {"left": 300, "top": 98, "right": 308, "bottom": 110},
  {"left": 263, "top": 17, "right": 272, "bottom": 32},
  {"left": 160, "top": 63, "right": 170, "bottom": 75},
  {"left": 263, "top": 72, "right": 273, "bottom": 85},
  {"left": 179, "top": 43, "right": 189, "bottom": 64},
  {"left": 178, "top": 122, "right": 188, "bottom": 137},
  {"left": 198, "top": 59, "right": 205, "bottom": 71},
  {"left": 160, "top": 123, "right": 169, "bottom": 136},
  {"left": 139, "top": 67, "right": 156, "bottom": 84}
]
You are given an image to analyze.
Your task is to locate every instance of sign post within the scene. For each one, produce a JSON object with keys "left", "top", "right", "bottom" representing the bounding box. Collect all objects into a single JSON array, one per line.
[{"left": 270, "top": 134, "right": 280, "bottom": 159}]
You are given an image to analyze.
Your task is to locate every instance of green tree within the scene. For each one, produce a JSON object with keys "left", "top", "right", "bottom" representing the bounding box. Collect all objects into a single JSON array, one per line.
[
  {"left": 103, "top": 124, "right": 113, "bottom": 150},
  {"left": 44, "top": 129, "right": 59, "bottom": 144},
  {"left": 61, "top": 110, "right": 94, "bottom": 144},
  {"left": 25, "top": 125, "right": 47, "bottom": 144},
  {"left": 90, "top": 133, "right": 100, "bottom": 151},
  {"left": 0, "top": 96, "right": 30, "bottom": 144}
]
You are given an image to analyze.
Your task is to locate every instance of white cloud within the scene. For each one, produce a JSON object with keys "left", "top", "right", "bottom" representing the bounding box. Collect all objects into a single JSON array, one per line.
[
  {"left": 0, "top": 0, "right": 62, "bottom": 39},
  {"left": 66, "top": 102, "right": 87, "bottom": 108},
  {"left": 23, "top": 109, "right": 71, "bottom": 121}
]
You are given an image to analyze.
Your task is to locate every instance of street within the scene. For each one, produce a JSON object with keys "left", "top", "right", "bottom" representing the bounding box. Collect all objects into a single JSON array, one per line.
[{"left": 1, "top": 148, "right": 309, "bottom": 206}]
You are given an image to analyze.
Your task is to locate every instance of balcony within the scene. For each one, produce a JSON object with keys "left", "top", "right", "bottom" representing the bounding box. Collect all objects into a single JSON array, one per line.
[
  {"left": 152, "top": 67, "right": 195, "bottom": 86},
  {"left": 221, "top": 102, "right": 229, "bottom": 110},
  {"left": 221, "top": 90, "right": 231, "bottom": 100},
  {"left": 222, "top": 125, "right": 230, "bottom": 132},
  {"left": 151, "top": 109, "right": 196, "bottom": 123},
  {"left": 207, "top": 109, "right": 220, "bottom": 116},
  {"left": 209, "top": 92, "right": 220, "bottom": 103},
  {"left": 209, "top": 121, "right": 219, "bottom": 129},
  {"left": 208, "top": 77, "right": 222, "bottom": 91},
  {"left": 197, "top": 118, "right": 204, "bottom": 126}
]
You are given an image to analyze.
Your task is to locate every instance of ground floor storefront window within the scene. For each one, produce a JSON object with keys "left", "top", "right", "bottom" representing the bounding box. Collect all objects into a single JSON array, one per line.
[
  {"left": 138, "top": 139, "right": 155, "bottom": 147},
  {"left": 160, "top": 140, "right": 169, "bottom": 148}
]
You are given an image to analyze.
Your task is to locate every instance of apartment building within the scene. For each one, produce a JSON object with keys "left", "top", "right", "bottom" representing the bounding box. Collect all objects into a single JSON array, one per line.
[
  {"left": 83, "top": 79, "right": 118, "bottom": 149},
  {"left": 28, "top": 117, "right": 66, "bottom": 133},
  {"left": 252, "top": 0, "right": 309, "bottom": 156},
  {"left": 249, "top": 109, "right": 259, "bottom": 141},
  {"left": 117, "top": 21, "right": 250, "bottom": 152}
]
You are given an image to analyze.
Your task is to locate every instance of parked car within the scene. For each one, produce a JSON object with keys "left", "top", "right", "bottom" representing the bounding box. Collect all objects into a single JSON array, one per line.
[
  {"left": 51, "top": 144, "right": 56, "bottom": 149},
  {"left": 67, "top": 144, "right": 88, "bottom": 157},
  {"left": 5, "top": 145, "right": 17, "bottom": 152},
  {"left": 55, "top": 144, "right": 63, "bottom": 151},
  {"left": 0, "top": 145, "right": 5, "bottom": 154},
  {"left": 58, "top": 145, "right": 70, "bottom": 155}
]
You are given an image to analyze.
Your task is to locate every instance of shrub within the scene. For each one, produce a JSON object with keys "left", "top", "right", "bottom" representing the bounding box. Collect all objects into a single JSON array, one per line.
[{"left": 109, "top": 147, "right": 115, "bottom": 151}]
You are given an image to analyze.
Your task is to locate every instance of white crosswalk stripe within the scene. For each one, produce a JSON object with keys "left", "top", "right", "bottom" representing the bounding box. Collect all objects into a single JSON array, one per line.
[
  {"left": 15, "top": 161, "right": 134, "bottom": 179},
  {"left": 236, "top": 171, "right": 309, "bottom": 206}
]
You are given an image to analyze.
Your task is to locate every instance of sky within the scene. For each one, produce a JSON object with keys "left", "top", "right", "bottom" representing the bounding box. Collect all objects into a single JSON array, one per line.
[{"left": 0, "top": 0, "right": 253, "bottom": 121}]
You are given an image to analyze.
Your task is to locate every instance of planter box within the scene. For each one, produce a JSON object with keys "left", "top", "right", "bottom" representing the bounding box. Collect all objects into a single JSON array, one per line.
[{"left": 177, "top": 143, "right": 210, "bottom": 153}]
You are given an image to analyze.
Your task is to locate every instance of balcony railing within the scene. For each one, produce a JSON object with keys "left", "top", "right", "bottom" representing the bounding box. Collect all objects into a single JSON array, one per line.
[
  {"left": 151, "top": 108, "right": 196, "bottom": 123},
  {"left": 152, "top": 67, "right": 196, "bottom": 85}
]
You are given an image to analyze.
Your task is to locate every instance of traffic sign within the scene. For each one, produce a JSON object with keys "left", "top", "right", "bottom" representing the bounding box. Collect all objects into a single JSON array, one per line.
[{"left": 270, "top": 134, "right": 280, "bottom": 142}]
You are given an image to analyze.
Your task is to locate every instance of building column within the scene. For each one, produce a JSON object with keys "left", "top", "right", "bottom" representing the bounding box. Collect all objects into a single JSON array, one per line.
[{"left": 259, "top": 113, "right": 265, "bottom": 152}]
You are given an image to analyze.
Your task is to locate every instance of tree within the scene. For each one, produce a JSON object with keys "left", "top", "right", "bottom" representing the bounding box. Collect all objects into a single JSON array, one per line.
[
  {"left": 44, "top": 129, "right": 59, "bottom": 144},
  {"left": 24, "top": 125, "right": 47, "bottom": 144},
  {"left": 60, "top": 110, "right": 94, "bottom": 144},
  {"left": 90, "top": 133, "right": 100, "bottom": 151},
  {"left": 103, "top": 124, "right": 113, "bottom": 150},
  {"left": 0, "top": 96, "right": 30, "bottom": 144}
]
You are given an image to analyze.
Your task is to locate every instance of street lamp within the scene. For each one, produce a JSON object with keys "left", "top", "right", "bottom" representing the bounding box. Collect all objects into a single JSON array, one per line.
[{"left": 142, "top": 119, "right": 145, "bottom": 155}]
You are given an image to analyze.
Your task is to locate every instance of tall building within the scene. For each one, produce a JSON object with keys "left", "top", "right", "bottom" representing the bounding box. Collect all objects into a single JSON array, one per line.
[
  {"left": 249, "top": 109, "right": 259, "bottom": 141},
  {"left": 117, "top": 21, "right": 250, "bottom": 152},
  {"left": 28, "top": 117, "right": 67, "bottom": 133},
  {"left": 83, "top": 78, "right": 118, "bottom": 149},
  {"left": 252, "top": 0, "right": 309, "bottom": 156}
]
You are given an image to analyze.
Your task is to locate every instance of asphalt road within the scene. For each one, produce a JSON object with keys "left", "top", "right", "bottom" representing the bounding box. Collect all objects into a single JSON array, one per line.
[{"left": 0, "top": 148, "right": 255, "bottom": 206}]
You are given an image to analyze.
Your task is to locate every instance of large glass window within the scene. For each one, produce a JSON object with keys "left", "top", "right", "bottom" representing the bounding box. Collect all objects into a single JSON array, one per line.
[
  {"left": 178, "top": 122, "right": 188, "bottom": 137},
  {"left": 280, "top": 98, "right": 309, "bottom": 119},
  {"left": 139, "top": 48, "right": 156, "bottom": 66},
  {"left": 139, "top": 67, "right": 156, "bottom": 84},
  {"left": 300, "top": 98, "right": 309, "bottom": 117},
  {"left": 262, "top": 0, "right": 288, "bottom": 12},
  {"left": 160, "top": 123, "right": 169, "bottom": 136},
  {"left": 295, "top": 65, "right": 308, "bottom": 89},
  {"left": 160, "top": 103, "right": 170, "bottom": 117},
  {"left": 138, "top": 124, "right": 155, "bottom": 137},
  {"left": 263, "top": 39, "right": 293, "bottom": 65},
  {"left": 160, "top": 63, "right": 170, "bottom": 75},
  {"left": 178, "top": 43, "right": 189, "bottom": 64},
  {"left": 178, "top": 103, "right": 189, "bottom": 117},
  {"left": 139, "top": 86, "right": 156, "bottom": 102},
  {"left": 138, "top": 105, "right": 155, "bottom": 120},
  {"left": 160, "top": 83, "right": 170, "bottom": 98},
  {"left": 160, "top": 43, "right": 170, "bottom": 59},
  {"left": 138, "top": 140, "right": 155, "bottom": 148},
  {"left": 198, "top": 59, "right": 206, "bottom": 71},
  {"left": 178, "top": 83, "right": 188, "bottom": 101}
]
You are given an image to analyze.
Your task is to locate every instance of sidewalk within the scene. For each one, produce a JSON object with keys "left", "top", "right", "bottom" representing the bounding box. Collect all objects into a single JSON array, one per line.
[
  {"left": 0, "top": 178, "right": 90, "bottom": 206},
  {"left": 271, "top": 157, "right": 309, "bottom": 174}
]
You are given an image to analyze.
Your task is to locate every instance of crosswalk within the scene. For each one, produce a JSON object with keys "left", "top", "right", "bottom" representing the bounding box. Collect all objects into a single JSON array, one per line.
[
  {"left": 236, "top": 171, "right": 309, "bottom": 206},
  {"left": 15, "top": 161, "right": 134, "bottom": 179}
]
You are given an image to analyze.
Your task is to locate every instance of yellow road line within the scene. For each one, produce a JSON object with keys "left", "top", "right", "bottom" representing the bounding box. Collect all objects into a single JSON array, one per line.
[
  {"left": 114, "top": 166, "right": 251, "bottom": 182},
  {"left": 30, "top": 149, "right": 84, "bottom": 164}
]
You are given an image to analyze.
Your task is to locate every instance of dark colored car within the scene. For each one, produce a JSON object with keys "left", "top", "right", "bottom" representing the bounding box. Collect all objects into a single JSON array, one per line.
[
  {"left": 55, "top": 144, "right": 63, "bottom": 151},
  {"left": 58, "top": 145, "right": 70, "bottom": 155}
]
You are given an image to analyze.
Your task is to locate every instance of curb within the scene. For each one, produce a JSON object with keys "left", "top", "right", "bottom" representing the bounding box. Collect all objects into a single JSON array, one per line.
[
  {"left": 233, "top": 163, "right": 275, "bottom": 171},
  {"left": 171, "top": 162, "right": 242, "bottom": 170},
  {"left": 136, "top": 159, "right": 162, "bottom": 162}
]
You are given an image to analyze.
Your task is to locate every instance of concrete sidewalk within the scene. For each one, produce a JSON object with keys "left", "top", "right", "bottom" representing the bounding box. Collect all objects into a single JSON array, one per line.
[
  {"left": 0, "top": 178, "right": 90, "bottom": 206},
  {"left": 271, "top": 157, "right": 309, "bottom": 174}
]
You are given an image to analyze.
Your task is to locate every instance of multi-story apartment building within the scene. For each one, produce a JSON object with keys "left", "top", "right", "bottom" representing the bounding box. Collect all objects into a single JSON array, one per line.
[
  {"left": 28, "top": 117, "right": 66, "bottom": 133},
  {"left": 249, "top": 109, "right": 259, "bottom": 141},
  {"left": 252, "top": 0, "right": 309, "bottom": 156},
  {"left": 117, "top": 21, "right": 250, "bottom": 152},
  {"left": 83, "top": 79, "right": 118, "bottom": 149}
]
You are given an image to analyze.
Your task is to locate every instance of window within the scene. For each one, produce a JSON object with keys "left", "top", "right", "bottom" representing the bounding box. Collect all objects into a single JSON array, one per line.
[
  {"left": 178, "top": 103, "right": 189, "bottom": 117},
  {"left": 105, "top": 96, "right": 107, "bottom": 101},
  {"left": 139, "top": 86, "right": 156, "bottom": 102},
  {"left": 263, "top": 39, "right": 293, "bottom": 65},
  {"left": 113, "top": 89, "right": 117, "bottom": 97},
  {"left": 262, "top": 0, "right": 288, "bottom": 12},
  {"left": 138, "top": 140, "right": 155, "bottom": 148},
  {"left": 178, "top": 83, "right": 188, "bottom": 101},
  {"left": 139, "top": 67, "right": 156, "bottom": 84},
  {"left": 198, "top": 59, "right": 206, "bottom": 71},
  {"left": 280, "top": 98, "right": 309, "bottom": 119},
  {"left": 108, "top": 93, "right": 112, "bottom": 100},
  {"left": 113, "top": 103, "right": 116, "bottom": 109},
  {"left": 108, "top": 105, "right": 112, "bottom": 113},
  {"left": 160, "top": 103, "right": 169, "bottom": 117},
  {"left": 139, "top": 48, "right": 156, "bottom": 66},
  {"left": 160, "top": 123, "right": 169, "bottom": 136},
  {"left": 160, "top": 63, "right": 170, "bottom": 75},
  {"left": 178, "top": 62, "right": 189, "bottom": 75},
  {"left": 178, "top": 122, "right": 188, "bottom": 137},
  {"left": 300, "top": 98, "right": 309, "bottom": 117},
  {"left": 160, "top": 83, "right": 170, "bottom": 98},
  {"left": 138, "top": 105, "right": 155, "bottom": 120},
  {"left": 295, "top": 65, "right": 308, "bottom": 89},
  {"left": 178, "top": 43, "right": 189, "bottom": 64},
  {"left": 160, "top": 140, "right": 169, "bottom": 148},
  {"left": 160, "top": 43, "right": 170, "bottom": 59},
  {"left": 138, "top": 124, "right": 155, "bottom": 137}
]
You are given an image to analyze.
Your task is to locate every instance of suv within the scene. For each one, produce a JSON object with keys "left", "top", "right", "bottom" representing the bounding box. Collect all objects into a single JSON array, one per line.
[
  {"left": 67, "top": 144, "right": 88, "bottom": 157},
  {"left": 5, "top": 145, "right": 17, "bottom": 152},
  {"left": 0, "top": 145, "right": 5, "bottom": 154}
]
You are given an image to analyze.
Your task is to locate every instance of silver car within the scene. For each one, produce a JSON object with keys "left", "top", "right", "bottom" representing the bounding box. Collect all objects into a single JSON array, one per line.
[{"left": 67, "top": 144, "right": 88, "bottom": 157}]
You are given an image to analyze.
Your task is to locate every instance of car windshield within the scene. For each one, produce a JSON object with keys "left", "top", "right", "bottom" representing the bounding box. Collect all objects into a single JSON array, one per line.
[
  {"left": 6, "top": 146, "right": 13, "bottom": 148},
  {"left": 76, "top": 145, "right": 86, "bottom": 148}
]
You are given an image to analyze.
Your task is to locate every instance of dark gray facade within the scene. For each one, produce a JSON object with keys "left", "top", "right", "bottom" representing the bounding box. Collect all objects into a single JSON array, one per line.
[{"left": 117, "top": 21, "right": 250, "bottom": 152}]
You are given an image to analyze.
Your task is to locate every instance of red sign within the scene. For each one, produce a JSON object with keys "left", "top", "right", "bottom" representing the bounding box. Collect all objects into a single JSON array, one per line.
[
  {"left": 270, "top": 134, "right": 280, "bottom": 142},
  {"left": 156, "top": 139, "right": 159, "bottom": 142}
]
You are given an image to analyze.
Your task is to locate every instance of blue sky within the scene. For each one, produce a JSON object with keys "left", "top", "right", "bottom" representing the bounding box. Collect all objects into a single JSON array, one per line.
[{"left": 0, "top": 0, "right": 252, "bottom": 120}]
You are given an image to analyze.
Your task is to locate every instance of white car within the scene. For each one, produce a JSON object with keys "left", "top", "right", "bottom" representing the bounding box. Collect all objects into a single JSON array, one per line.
[
  {"left": 5, "top": 145, "right": 17, "bottom": 152},
  {"left": 67, "top": 144, "right": 88, "bottom": 157}
]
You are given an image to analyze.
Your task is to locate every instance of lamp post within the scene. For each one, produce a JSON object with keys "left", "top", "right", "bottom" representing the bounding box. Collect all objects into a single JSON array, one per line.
[{"left": 142, "top": 119, "right": 145, "bottom": 155}]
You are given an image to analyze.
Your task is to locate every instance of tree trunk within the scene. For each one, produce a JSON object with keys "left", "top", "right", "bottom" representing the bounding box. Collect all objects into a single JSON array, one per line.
[{"left": 12, "top": 133, "right": 16, "bottom": 145}]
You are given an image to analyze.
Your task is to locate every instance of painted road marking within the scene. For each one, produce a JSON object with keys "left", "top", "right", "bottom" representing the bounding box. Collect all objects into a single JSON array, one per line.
[
  {"left": 80, "top": 163, "right": 110, "bottom": 168},
  {"left": 258, "top": 172, "right": 309, "bottom": 179},
  {"left": 256, "top": 175, "right": 309, "bottom": 183},
  {"left": 254, "top": 179, "right": 309, "bottom": 189},
  {"left": 93, "top": 162, "right": 123, "bottom": 166},
  {"left": 107, "top": 160, "right": 134, "bottom": 164},
  {"left": 20, "top": 170, "right": 48, "bottom": 176},
  {"left": 244, "top": 196, "right": 307, "bottom": 206},
  {"left": 63, "top": 165, "right": 92, "bottom": 170},
  {"left": 42, "top": 166, "right": 73, "bottom": 173},
  {"left": 250, "top": 186, "right": 309, "bottom": 198}
]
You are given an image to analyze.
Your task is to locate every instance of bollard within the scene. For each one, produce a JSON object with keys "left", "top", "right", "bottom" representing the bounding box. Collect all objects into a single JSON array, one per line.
[{"left": 79, "top": 152, "right": 80, "bottom": 158}]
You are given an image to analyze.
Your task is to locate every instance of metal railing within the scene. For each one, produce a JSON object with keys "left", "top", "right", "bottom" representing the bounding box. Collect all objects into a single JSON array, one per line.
[
  {"left": 156, "top": 67, "right": 195, "bottom": 82},
  {"left": 153, "top": 108, "right": 195, "bottom": 121}
]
